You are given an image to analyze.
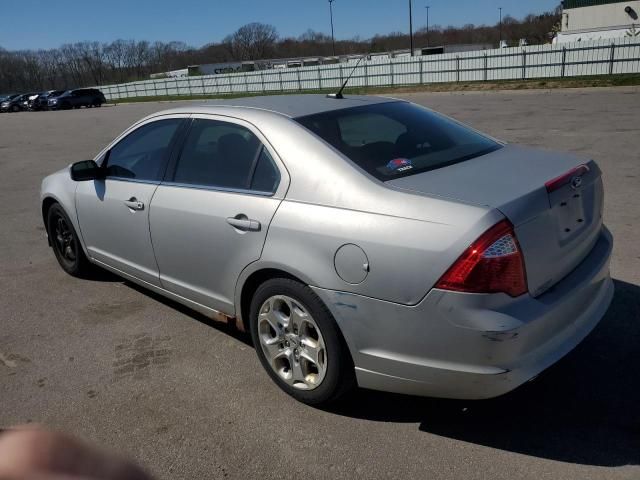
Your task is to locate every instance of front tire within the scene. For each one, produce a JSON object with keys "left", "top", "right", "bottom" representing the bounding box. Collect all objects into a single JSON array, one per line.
[
  {"left": 249, "top": 278, "right": 355, "bottom": 406},
  {"left": 47, "top": 203, "right": 92, "bottom": 277}
]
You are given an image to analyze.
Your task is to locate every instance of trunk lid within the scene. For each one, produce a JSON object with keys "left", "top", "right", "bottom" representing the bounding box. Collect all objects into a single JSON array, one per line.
[{"left": 387, "top": 144, "right": 604, "bottom": 297}]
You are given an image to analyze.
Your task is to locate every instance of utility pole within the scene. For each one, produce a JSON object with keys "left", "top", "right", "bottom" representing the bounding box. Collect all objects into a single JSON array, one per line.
[
  {"left": 329, "top": 0, "right": 337, "bottom": 57},
  {"left": 425, "top": 5, "right": 430, "bottom": 47},
  {"left": 409, "top": 0, "right": 414, "bottom": 56},
  {"left": 499, "top": 7, "right": 503, "bottom": 47}
]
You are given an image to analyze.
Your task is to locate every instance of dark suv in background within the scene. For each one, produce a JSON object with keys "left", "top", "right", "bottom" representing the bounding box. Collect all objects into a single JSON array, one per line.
[{"left": 48, "top": 88, "right": 106, "bottom": 110}]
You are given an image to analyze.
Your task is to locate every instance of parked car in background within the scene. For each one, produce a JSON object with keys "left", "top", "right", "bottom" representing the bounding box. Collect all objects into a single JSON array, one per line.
[
  {"left": 48, "top": 89, "right": 106, "bottom": 110},
  {"left": 24, "top": 92, "right": 40, "bottom": 110},
  {"left": 30, "top": 90, "right": 65, "bottom": 111},
  {"left": 0, "top": 94, "right": 18, "bottom": 111},
  {"left": 1, "top": 93, "right": 36, "bottom": 112},
  {"left": 0, "top": 93, "right": 17, "bottom": 103},
  {"left": 40, "top": 94, "right": 613, "bottom": 406}
]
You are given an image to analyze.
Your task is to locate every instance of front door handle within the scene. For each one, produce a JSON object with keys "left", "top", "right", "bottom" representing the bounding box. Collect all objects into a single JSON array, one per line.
[
  {"left": 124, "top": 197, "right": 144, "bottom": 211},
  {"left": 226, "top": 215, "right": 261, "bottom": 232}
]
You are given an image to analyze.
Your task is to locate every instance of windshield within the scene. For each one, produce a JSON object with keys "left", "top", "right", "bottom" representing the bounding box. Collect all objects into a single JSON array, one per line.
[{"left": 295, "top": 101, "right": 502, "bottom": 181}]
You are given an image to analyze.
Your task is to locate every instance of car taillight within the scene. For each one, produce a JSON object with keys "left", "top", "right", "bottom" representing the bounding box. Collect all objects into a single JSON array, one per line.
[
  {"left": 435, "top": 219, "right": 527, "bottom": 297},
  {"left": 545, "top": 164, "right": 590, "bottom": 193}
]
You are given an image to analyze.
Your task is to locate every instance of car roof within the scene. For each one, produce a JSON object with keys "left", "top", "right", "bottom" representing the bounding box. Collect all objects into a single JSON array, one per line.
[{"left": 191, "top": 94, "right": 400, "bottom": 118}]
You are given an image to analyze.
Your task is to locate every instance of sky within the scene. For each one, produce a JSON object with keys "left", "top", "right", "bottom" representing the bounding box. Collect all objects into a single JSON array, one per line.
[{"left": 1, "top": 0, "right": 560, "bottom": 51}]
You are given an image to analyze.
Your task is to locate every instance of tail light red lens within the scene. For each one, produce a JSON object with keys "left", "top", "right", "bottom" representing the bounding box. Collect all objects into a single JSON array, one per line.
[
  {"left": 545, "top": 164, "right": 590, "bottom": 193},
  {"left": 435, "top": 219, "right": 528, "bottom": 297}
]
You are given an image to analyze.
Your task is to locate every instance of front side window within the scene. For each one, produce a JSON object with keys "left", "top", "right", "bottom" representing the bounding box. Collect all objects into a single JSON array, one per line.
[
  {"left": 296, "top": 101, "right": 502, "bottom": 181},
  {"left": 105, "top": 119, "right": 183, "bottom": 181},
  {"left": 172, "top": 119, "right": 279, "bottom": 193}
]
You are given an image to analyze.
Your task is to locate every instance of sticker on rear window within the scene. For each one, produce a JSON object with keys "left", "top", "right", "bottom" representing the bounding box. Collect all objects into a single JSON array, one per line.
[{"left": 386, "top": 158, "right": 413, "bottom": 172}]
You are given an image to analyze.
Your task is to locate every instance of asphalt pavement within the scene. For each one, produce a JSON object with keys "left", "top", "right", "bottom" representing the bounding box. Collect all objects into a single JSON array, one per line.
[{"left": 1, "top": 87, "right": 639, "bottom": 479}]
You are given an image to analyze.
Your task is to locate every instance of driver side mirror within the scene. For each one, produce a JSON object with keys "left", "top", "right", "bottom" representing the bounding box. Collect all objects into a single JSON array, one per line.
[{"left": 70, "top": 160, "right": 104, "bottom": 181}]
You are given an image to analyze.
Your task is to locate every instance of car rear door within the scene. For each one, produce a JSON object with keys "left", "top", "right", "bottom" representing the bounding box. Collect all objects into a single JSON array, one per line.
[
  {"left": 75, "top": 116, "right": 188, "bottom": 285},
  {"left": 76, "top": 90, "right": 90, "bottom": 107},
  {"left": 149, "top": 115, "right": 288, "bottom": 315}
]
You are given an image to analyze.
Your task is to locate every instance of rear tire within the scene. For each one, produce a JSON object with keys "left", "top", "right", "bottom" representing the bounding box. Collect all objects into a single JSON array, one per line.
[
  {"left": 249, "top": 278, "right": 355, "bottom": 406},
  {"left": 46, "top": 203, "right": 93, "bottom": 277}
]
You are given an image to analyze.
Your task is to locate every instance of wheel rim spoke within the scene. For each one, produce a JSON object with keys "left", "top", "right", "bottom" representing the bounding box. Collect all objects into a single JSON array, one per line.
[
  {"left": 289, "top": 353, "right": 306, "bottom": 386},
  {"left": 259, "top": 303, "right": 284, "bottom": 338},
  {"left": 300, "top": 340, "right": 322, "bottom": 368},
  {"left": 262, "top": 336, "right": 283, "bottom": 361},
  {"left": 257, "top": 294, "right": 327, "bottom": 391},
  {"left": 53, "top": 215, "right": 76, "bottom": 263},
  {"left": 289, "top": 302, "right": 307, "bottom": 333}
]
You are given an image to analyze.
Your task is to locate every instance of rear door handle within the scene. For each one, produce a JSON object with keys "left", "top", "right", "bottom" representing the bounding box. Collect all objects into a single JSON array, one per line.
[
  {"left": 124, "top": 198, "right": 144, "bottom": 211},
  {"left": 226, "top": 215, "right": 261, "bottom": 232}
]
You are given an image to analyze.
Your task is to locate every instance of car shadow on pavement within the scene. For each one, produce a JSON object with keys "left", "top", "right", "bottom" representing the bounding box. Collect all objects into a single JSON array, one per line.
[
  {"left": 329, "top": 279, "right": 640, "bottom": 467},
  {"left": 122, "top": 280, "right": 253, "bottom": 347},
  {"left": 80, "top": 268, "right": 122, "bottom": 282}
]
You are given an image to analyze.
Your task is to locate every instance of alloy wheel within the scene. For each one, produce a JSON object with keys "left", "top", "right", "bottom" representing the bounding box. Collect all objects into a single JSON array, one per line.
[
  {"left": 53, "top": 215, "right": 76, "bottom": 263},
  {"left": 257, "top": 295, "right": 327, "bottom": 390}
]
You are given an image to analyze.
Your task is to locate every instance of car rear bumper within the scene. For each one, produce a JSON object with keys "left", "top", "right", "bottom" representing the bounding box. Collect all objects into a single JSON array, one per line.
[{"left": 312, "top": 227, "right": 614, "bottom": 399}]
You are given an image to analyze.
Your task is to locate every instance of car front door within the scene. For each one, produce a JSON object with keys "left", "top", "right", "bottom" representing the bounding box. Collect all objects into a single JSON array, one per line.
[
  {"left": 76, "top": 116, "right": 187, "bottom": 285},
  {"left": 149, "top": 116, "right": 288, "bottom": 315}
]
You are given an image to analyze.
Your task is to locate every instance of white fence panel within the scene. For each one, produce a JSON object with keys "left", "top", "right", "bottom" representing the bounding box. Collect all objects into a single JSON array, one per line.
[{"left": 97, "top": 38, "right": 640, "bottom": 101}]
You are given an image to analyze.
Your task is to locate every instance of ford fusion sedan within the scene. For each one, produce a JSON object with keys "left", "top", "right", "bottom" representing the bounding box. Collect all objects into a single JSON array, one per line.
[{"left": 40, "top": 95, "right": 613, "bottom": 405}]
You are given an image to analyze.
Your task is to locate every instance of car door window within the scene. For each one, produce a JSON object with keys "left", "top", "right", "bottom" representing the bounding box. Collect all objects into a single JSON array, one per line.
[
  {"left": 105, "top": 119, "right": 183, "bottom": 181},
  {"left": 250, "top": 148, "right": 280, "bottom": 193},
  {"left": 173, "top": 119, "right": 278, "bottom": 192}
]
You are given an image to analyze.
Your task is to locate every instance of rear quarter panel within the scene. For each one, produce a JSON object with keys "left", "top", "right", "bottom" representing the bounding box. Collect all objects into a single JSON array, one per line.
[{"left": 259, "top": 199, "right": 503, "bottom": 305}]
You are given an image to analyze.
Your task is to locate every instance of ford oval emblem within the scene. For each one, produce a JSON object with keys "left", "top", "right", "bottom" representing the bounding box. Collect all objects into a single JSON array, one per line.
[{"left": 570, "top": 175, "right": 583, "bottom": 190}]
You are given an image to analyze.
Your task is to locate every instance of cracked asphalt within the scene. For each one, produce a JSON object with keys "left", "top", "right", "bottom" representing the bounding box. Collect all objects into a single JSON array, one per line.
[{"left": 1, "top": 87, "right": 639, "bottom": 479}]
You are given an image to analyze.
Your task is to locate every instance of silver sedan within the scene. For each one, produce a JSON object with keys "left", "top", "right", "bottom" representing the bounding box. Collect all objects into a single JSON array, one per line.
[{"left": 40, "top": 95, "right": 613, "bottom": 405}]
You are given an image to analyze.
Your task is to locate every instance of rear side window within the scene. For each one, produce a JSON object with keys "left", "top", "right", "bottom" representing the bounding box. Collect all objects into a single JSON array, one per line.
[
  {"left": 172, "top": 119, "right": 279, "bottom": 193},
  {"left": 105, "top": 119, "right": 183, "bottom": 181},
  {"left": 250, "top": 149, "right": 280, "bottom": 192},
  {"left": 296, "top": 102, "right": 501, "bottom": 181}
]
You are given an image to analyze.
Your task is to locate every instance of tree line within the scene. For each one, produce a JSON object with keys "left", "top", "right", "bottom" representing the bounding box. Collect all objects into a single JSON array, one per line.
[{"left": 0, "top": 6, "right": 560, "bottom": 93}]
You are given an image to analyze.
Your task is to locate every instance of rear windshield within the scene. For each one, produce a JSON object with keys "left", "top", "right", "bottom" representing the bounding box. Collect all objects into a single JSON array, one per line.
[{"left": 295, "top": 101, "right": 502, "bottom": 181}]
